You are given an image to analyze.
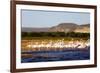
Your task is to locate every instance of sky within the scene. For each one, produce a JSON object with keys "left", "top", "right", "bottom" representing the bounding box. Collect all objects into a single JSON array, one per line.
[{"left": 21, "top": 9, "right": 90, "bottom": 28}]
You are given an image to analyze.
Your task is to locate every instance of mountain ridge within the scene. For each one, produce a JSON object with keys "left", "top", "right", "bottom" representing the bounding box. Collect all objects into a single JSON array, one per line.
[{"left": 22, "top": 23, "right": 90, "bottom": 33}]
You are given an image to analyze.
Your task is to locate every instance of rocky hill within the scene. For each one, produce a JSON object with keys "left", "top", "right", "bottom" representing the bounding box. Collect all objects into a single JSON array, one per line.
[{"left": 49, "top": 23, "right": 90, "bottom": 33}]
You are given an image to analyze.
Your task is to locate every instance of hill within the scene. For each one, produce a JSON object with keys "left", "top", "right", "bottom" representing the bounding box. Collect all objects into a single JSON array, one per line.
[{"left": 22, "top": 23, "right": 90, "bottom": 33}]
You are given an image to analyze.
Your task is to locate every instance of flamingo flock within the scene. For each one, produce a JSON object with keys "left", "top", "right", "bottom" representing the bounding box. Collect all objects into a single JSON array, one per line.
[{"left": 26, "top": 39, "right": 90, "bottom": 51}]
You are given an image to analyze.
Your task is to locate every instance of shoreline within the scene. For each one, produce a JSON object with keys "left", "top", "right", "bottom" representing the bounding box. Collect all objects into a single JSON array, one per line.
[{"left": 21, "top": 46, "right": 90, "bottom": 53}]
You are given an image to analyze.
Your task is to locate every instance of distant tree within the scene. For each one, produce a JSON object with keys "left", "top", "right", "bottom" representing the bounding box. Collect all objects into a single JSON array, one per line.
[{"left": 22, "top": 32, "right": 90, "bottom": 38}]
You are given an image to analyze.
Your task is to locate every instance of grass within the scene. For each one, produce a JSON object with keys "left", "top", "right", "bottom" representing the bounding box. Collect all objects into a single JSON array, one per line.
[{"left": 22, "top": 37, "right": 89, "bottom": 41}]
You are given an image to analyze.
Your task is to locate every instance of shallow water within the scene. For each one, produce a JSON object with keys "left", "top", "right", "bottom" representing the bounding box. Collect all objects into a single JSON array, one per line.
[{"left": 21, "top": 48, "right": 90, "bottom": 63}]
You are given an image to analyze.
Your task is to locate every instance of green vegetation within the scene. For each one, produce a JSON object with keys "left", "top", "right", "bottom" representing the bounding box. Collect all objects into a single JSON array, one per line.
[{"left": 22, "top": 32, "right": 90, "bottom": 39}]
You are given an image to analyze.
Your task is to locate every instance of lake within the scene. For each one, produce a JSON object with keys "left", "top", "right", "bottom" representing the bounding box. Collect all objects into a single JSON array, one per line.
[{"left": 21, "top": 47, "right": 90, "bottom": 63}]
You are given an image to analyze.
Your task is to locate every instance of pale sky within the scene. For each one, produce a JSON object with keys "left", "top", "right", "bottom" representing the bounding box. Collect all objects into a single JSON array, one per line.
[{"left": 21, "top": 9, "right": 90, "bottom": 28}]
